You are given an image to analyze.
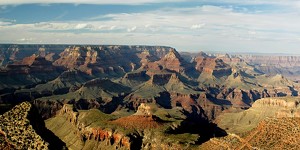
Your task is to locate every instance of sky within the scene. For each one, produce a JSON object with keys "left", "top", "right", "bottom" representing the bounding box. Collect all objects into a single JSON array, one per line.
[{"left": 0, "top": 0, "right": 300, "bottom": 54}]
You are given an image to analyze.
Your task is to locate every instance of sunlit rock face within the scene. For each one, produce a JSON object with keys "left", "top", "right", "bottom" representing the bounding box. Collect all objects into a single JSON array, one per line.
[
  {"left": 216, "top": 97, "right": 300, "bottom": 134},
  {"left": 0, "top": 102, "right": 66, "bottom": 150}
]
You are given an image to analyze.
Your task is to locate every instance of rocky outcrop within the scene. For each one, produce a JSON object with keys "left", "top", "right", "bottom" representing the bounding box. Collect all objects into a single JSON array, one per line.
[
  {"left": 201, "top": 117, "right": 300, "bottom": 149},
  {"left": 53, "top": 45, "right": 173, "bottom": 75},
  {"left": 33, "top": 100, "right": 64, "bottom": 119},
  {"left": 0, "top": 102, "right": 66, "bottom": 149},
  {"left": 252, "top": 97, "right": 300, "bottom": 118},
  {"left": 0, "top": 102, "right": 48, "bottom": 149},
  {"left": 53, "top": 46, "right": 85, "bottom": 69},
  {"left": 158, "top": 48, "right": 184, "bottom": 73},
  {"left": 135, "top": 103, "right": 152, "bottom": 116},
  {"left": 218, "top": 54, "right": 243, "bottom": 64},
  {"left": 47, "top": 104, "right": 140, "bottom": 150},
  {"left": 216, "top": 97, "right": 300, "bottom": 134},
  {"left": 111, "top": 115, "right": 163, "bottom": 129},
  {"left": 195, "top": 55, "right": 232, "bottom": 86},
  {"left": 111, "top": 103, "right": 165, "bottom": 129},
  {"left": 195, "top": 56, "right": 231, "bottom": 75},
  {"left": 252, "top": 97, "right": 300, "bottom": 108},
  {"left": 19, "top": 54, "right": 37, "bottom": 66},
  {"left": 139, "top": 49, "right": 198, "bottom": 79}
]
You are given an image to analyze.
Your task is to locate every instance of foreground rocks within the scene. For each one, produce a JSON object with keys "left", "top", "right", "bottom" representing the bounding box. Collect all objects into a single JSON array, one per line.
[
  {"left": 201, "top": 117, "right": 300, "bottom": 149},
  {"left": 0, "top": 102, "right": 48, "bottom": 149},
  {"left": 0, "top": 102, "right": 66, "bottom": 150}
]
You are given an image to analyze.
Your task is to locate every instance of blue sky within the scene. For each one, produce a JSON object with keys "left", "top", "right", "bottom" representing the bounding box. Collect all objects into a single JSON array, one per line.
[{"left": 1, "top": 0, "right": 300, "bottom": 53}]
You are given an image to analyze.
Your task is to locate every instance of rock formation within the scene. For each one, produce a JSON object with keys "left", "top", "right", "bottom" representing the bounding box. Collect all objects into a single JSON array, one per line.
[
  {"left": 200, "top": 117, "right": 300, "bottom": 149},
  {"left": 216, "top": 97, "right": 300, "bottom": 134},
  {"left": 0, "top": 102, "right": 48, "bottom": 149},
  {"left": 0, "top": 102, "right": 66, "bottom": 149},
  {"left": 53, "top": 45, "right": 173, "bottom": 75},
  {"left": 46, "top": 104, "right": 142, "bottom": 150},
  {"left": 226, "top": 54, "right": 300, "bottom": 81}
]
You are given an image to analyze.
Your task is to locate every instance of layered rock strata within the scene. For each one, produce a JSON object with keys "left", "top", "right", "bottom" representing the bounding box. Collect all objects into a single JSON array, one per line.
[{"left": 46, "top": 104, "right": 138, "bottom": 150}]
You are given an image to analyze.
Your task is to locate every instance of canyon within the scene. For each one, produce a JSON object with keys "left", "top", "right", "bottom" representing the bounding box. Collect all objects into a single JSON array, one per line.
[{"left": 1, "top": 44, "right": 300, "bottom": 149}]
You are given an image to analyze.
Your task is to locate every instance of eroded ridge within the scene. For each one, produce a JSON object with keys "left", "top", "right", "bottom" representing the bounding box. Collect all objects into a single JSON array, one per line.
[{"left": 0, "top": 102, "right": 48, "bottom": 149}]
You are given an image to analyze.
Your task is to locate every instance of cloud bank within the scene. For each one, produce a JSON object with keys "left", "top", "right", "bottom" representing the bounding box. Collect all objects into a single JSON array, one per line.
[{"left": 0, "top": 2, "right": 300, "bottom": 53}]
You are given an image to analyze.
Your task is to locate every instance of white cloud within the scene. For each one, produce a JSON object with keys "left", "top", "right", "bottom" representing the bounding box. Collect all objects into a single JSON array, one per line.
[
  {"left": 127, "top": 26, "right": 137, "bottom": 32},
  {"left": 74, "top": 24, "right": 87, "bottom": 29},
  {"left": 34, "top": 22, "right": 53, "bottom": 28},
  {"left": 0, "top": 21, "right": 12, "bottom": 26},
  {"left": 18, "top": 37, "right": 35, "bottom": 43},
  {"left": 74, "top": 23, "right": 93, "bottom": 29},
  {"left": 110, "top": 25, "right": 117, "bottom": 30},
  {"left": 191, "top": 24, "right": 205, "bottom": 29}
]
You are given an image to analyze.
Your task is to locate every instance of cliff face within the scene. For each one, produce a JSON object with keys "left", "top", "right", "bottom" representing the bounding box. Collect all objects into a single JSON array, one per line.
[
  {"left": 0, "top": 44, "right": 66, "bottom": 66},
  {"left": 157, "top": 49, "right": 185, "bottom": 73},
  {"left": 216, "top": 54, "right": 244, "bottom": 64},
  {"left": 53, "top": 45, "right": 173, "bottom": 75},
  {"left": 0, "top": 102, "right": 66, "bottom": 149},
  {"left": 252, "top": 97, "right": 300, "bottom": 118},
  {"left": 195, "top": 55, "right": 232, "bottom": 86},
  {"left": 19, "top": 54, "right": 37, "bottom": 66},
  {"left": 216, "top": 97, "right": 300, "bottom": 134},
  {"left": 139, "top": 48, "right": 198, "bottom": 80},
  {"left": 252, "top": 97, "right": 300, "bottom": 108},
  {"left": 230, "top": 54, "right": 300, "bottom": 81},
  {"left": 240, "top": 55, "right": 300, "bottom": 67},
  {"left": 0, "top": 102, "right": 48, "bottom": 149},
  {"left": 0, "top": 55, "right": 64, "bottom": 91},
  {"left": 195, "top": 56, "right": 231, "bottom": 75},
  {"left": 46, "top": 104, "right": 141, "bottom": 150}
]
